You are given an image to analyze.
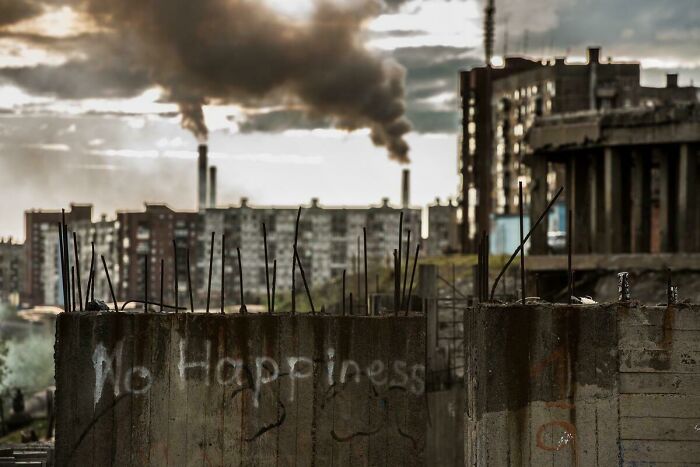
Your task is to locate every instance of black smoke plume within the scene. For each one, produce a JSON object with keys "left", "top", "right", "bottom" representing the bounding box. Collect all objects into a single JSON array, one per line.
[{"left": 81, "top": 0, "right": 412, "bottom": 161}]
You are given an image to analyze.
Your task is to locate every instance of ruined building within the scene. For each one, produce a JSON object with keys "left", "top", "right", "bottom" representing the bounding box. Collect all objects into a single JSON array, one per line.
[{"left": 458, "top": 46, "right": 699, "bottom": 253}]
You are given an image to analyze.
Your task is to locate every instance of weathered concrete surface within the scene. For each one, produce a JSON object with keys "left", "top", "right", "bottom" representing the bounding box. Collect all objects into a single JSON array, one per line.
[
  {"left": 465, "top": 303, "right": 700, "bottom": 466},
  {"left": 54, "top": 313, "right": 428, "bottom": 466}
]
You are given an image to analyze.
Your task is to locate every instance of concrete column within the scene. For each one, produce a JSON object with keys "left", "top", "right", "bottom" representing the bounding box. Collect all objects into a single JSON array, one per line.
[
  {"left": 529, "top": 155, "right": 549, "bottom": 254},
  {"left": 571, "top": 155, "right": 592, "bottom": 253},
  {"left": 630, "top": 148, "right": 651, "bottom": 253},
  {"left": 604, "top": 147, "right": 623, "bottom": 253},
  {"left": 677, "top": 143, "right": 698, "bottom": 252},
  {"left": 655, "top": 146, "right": 678, "bottom": 252},
  {"left": 589, "top": 152, "right": 606, "bottom": 253}
]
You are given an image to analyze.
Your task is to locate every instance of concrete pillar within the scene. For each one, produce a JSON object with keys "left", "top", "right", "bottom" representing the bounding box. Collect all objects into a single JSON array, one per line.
[
  {"left": 677, "top": 143, "right": 698, "bottom": 252},
  {"left": 570, "top": 155, "right": 592, "bottom": 253},
  {"left": 655, "top": 146, "right": 678, "bottom": 252},
  {"left": 604, "top": 147, "right": 623, "bottom": 253},
  {"left": 589, "top": 152, "right": 606, "bottom": 253},
  {"left": 529, "top": 155, "right": 549, "bottom": 254},
  {"left": 630, "top": 148, "right": 652, "bottom": 253}
]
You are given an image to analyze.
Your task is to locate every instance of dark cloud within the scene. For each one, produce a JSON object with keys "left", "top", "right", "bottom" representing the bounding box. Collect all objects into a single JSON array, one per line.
[
  {"left": 0, "top": 0, "right": 42, "bottom": 27},
  {"left": 67, "top": 0, "right": 412, "bottom": 161},
  {"left": 239, "top": 110, "right": 331, "bottom": 133}
]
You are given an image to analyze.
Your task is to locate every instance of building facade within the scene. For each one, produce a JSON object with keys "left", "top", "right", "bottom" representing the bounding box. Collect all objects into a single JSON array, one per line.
[
  {"left": 459, "top": 46, "right": 699, "bottom": 253},
  {"left": 426, "top": 198, "right": 459, "bottom": 256},
  {"left": 23, "top": 204, "right": 92, "bottom": 307},
  {"left": 0, "top": 238, "right": 23, "bottom": 307}
]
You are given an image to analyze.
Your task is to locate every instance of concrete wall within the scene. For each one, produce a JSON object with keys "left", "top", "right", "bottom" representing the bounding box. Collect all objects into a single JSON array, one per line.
[
  {"left": 54, "top": 313, "right": 427, "bottom": 466},
  {"left": 465, "top": 303, "right": 700, "bottom": 465}
]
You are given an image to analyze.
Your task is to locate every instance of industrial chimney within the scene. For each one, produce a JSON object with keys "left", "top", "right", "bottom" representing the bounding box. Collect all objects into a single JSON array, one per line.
[
  {"left": 401, "top": 169, "right": 410, "bottom": 208},
  {"left": 209, "top": 166, "right": 217, "bottom": 208},
  {"left": 198, "top": 144, "right": 208, "bottom": 211}
]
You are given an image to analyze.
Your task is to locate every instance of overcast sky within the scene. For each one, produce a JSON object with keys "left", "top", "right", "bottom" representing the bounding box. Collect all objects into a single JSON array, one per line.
[{"left": 0, "top": 0, "right": 698, "bottom": 240}]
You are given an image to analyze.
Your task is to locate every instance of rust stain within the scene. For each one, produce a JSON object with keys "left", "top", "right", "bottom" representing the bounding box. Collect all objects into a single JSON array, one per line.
[{"left": 536, "top": 420, "right": 578, "bottom": 467}]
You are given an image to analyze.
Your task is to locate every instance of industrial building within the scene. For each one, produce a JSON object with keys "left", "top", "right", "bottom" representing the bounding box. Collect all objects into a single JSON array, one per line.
[
  {"left": 458, "top": 46, "right": 699, "bottom": 253},
  {"left": 526, "top": 103, "right": 700, "bottom": 254}
]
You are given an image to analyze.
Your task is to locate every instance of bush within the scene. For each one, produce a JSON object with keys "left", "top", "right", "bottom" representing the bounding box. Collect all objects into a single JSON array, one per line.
[{"left": 0, "top": 334, "right": 54, "bottom": 396}]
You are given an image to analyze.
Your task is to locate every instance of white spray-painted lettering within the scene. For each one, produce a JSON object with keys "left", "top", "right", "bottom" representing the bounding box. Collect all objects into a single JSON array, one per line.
[{"left": 92, "top": 337, "right": 426, "bottom": 408}]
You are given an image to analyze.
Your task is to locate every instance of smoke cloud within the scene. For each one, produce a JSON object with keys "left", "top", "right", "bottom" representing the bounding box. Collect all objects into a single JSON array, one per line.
[
  {"left": 0, "top": 0, "right": 42, "bottom": 27},
  {"left": 78, "top": 0, "right": 412, "bottom": 161}
]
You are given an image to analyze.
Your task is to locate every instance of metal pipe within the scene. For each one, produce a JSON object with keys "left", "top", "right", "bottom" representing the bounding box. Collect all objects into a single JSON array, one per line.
[
  {"left": 490, "top": 186, "right": 564, "bottom": 301},
  {"left": 407, "top": 244, "right": 420, "bottom": 315},
  {"left": 206, "top": 232, "right": 214, "bottom": 313},
  {"left": 101, "top": 255, "right": 118, "bottom": 312},
  {"left": 187, "top": 248, "right": 194, "bottom": 313},
  {"left": 73, "top": 232, "right": 83, "bottom": 311},
  {"left": 295, "top": 247, "right": 315, "bottom": 313},
  {"left": 263, "top": 223, "right": 271, "bottom": 312},
  {"left": 221, "top": 234, "right": 226, "bottom": 314},
  {"left": 237, "top": 247, "right": 247, "bottom": 314}
]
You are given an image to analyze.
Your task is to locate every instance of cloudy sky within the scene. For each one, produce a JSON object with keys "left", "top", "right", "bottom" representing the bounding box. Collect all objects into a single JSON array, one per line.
[{"left": 0, "top": 0, "right": 698, "bottom": 239}]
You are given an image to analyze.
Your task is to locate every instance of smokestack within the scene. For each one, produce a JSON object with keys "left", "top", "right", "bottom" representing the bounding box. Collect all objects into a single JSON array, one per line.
[
  {"left": 198, "top": 144, "right": 207, "bottom": 211},
  {"left": 209, "top": 166, "right": 217, "bottom": 208},
  {"left": 587, "top": 46, "right": 601, "bottom": 64},
  {"left": 401, "top": 169, "right": 410, "bottom": 208}
]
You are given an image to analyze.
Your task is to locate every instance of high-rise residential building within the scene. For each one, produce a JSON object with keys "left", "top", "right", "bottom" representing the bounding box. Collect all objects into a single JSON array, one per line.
[
  {"left": 116, "top": 204, "right": 201, "bottom": 308},
  {"left": 458, "top": 46, "right": 699, "bottom": 253},
  {"left": 0, "top": 238, "right": 23, "bottom": 307},
  {"left": 23, "top": 204, "right": 92, "bottom": 307}
]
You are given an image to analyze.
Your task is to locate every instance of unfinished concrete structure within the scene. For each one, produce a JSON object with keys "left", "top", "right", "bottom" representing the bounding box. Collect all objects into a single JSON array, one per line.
[
  {"left": 527, "top": 103, "right": 700, "bottom": 254},
  {"left": 465, "top": 302, "right": 700, "bottom": 465},
  {"left": 458, "top": 46, "right": 699, "bottom": 253},
  {"left": 55, "top": 313, "right": 429, "bottom": 466}
]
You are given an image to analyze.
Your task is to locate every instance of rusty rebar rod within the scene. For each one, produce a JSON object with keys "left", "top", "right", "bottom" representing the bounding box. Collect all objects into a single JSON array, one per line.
[
  {"left": 568, "top": 209, "right": 573, "bottom": 304},
  {"left": 63, "top": 221, "right": 71, "bottom": 313},
  {"left": 120, "top": 300, "right": 186, "bottom": 311},
  {"left": 401, "top": 230, "right": 411, "bottom": 311},
  {"left": 90, "top": 241, "right": 95, "bottom": 301},
  {"left": 271, "top": 259, "right": 277, "bottom": 314},
  {"left": 295, "top": 247, "right": 315, "bottom": 314},
  {"left": 356, "top": 236, "right": 360, "bottom": 311},
  {"left": 173, "top": 240, "right": 179, "bottom": 313},
  {"left": 398, "top": 211, "right": 403, "bottom": 300},
  {"left": 221, "top": 234, "right": 226, "bottom": 314},
  {"left": 342, "top": 269, "right": 346, "bottom": 316},
  {"left": 237, "top": 247, "right": 247, "bottom": 314},
  {"left": 363, "top": 227, "right": 368, "bottom": 316},
  {"left": 57, "top": 223, "right": 67, "bottom": 311},
  {"left": 263, "top": 223, "right": 271, "bottom": 312},
  {"left": 84, "top": 242, "right": 94, "bottom": 310},
  {"left": 144, "top": 254, "right": 149, "bottom": 312},
  {"left": 292, "top": 207, "right": 301, "bottom": 314},
  {"left": 160, "top": 258, "right": 164, "bottom": 313},
  {"left": 71, "top": 266, "right": 76, "bottom": 312},
  {"left": 72, "top": 232, "right": 83, "bottom": 311},
  {"left": 101, "top": 255, "right": 118, "bottom": 312},
  {"left": 484, "top": 232, "right": 489, "bottom": 302},
  {"left": 406, "top": 244, "right": 420, "bottom": 315},
  {"left": 206, "top": 232, "right": 214, "bottom": 313},
  {"left": 490, "top": 186, "right": 564, "bottom": 301},
  {"left": 349, "top": 292, "right": 353, "bottom": 316},
  {"left": 519, "top": 182, "right": 525, "bottom": 304},
  {"left": 393, "top": 249, "right": 399, "bottom": 316},
  {"left": 187, "top": 248, "right": 194, "bottom": 313}
]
